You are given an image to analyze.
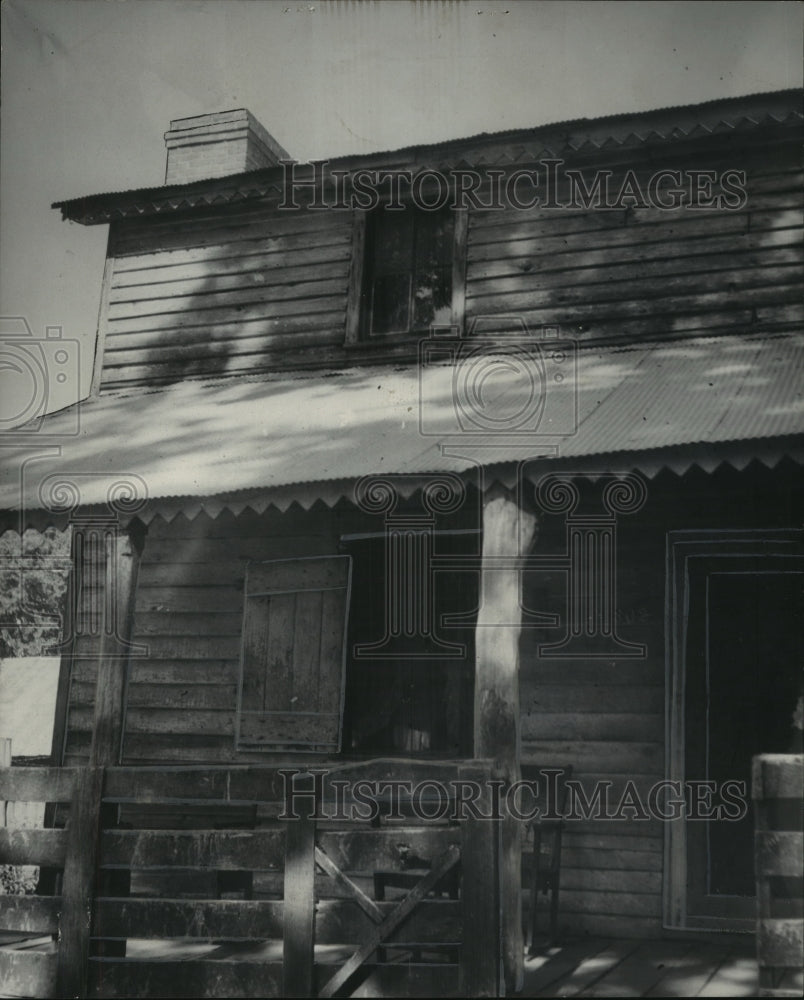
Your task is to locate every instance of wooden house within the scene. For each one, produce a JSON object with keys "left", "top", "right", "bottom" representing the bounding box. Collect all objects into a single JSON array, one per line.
[{"left": 1, "top": 90, "right": 802, "bottom": 998}]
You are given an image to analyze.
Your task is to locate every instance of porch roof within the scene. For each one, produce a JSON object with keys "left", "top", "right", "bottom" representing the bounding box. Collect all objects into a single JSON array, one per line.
[{"left": 1, "top": 331, "right": 802, "bottom": 527}]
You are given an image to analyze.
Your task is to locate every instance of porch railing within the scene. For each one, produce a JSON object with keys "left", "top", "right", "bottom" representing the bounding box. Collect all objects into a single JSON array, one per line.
[
  {"left": 0, "top": 759, "right": 500, "bottom": 999},
  {"left": 753, "top": 753, "right": 804, "bottom": 999}
]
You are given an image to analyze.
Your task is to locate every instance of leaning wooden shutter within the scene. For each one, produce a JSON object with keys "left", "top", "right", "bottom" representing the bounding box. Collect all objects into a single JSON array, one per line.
[{"left": 237, "top": 555, "right": 352, "bottom": 752}]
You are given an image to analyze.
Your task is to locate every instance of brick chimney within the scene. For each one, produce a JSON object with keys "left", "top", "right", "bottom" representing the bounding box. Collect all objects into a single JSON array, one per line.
[{"left": 164, "top": 109, "right": 290, "bottom": 184}]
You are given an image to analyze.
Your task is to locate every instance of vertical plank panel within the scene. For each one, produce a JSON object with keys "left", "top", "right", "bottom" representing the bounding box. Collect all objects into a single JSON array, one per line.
[
  {"left": 282, "top": 814, "right": 316, "bottom": 998},
  {"left": 55, "top": 765, "right": 104, "bottom": 1000},
  {"left": 90, "top": 523, "right": 144, "bottom": 767},
  {"left": 344, "top": 210, "right": 368, "bottom": 345},
  {"left": 460, "top": 762, "right": 500, "bottom": 997},
  {"left": 292, "top": 590, "right": 322, "bottom": 710},
  {"left": 317, "top": 587, "right": 348, "bottom": 708},
  {"left": 239, "top": 555, "right": 351, "bottom": 748},
  {"left": 242, "top": 594, "right": 271, "bottom": 711},
  {"left": 266, "top": 593, "right": 296, "bottom": 711}
]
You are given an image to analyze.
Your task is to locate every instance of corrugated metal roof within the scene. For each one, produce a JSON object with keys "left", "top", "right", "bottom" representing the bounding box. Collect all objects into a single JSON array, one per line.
[
  {"left": 53, "top": 89, "right": 802, "bottom": 224},
  {"left": 1, "top": 333, "right": 802, "bottom": 526}
]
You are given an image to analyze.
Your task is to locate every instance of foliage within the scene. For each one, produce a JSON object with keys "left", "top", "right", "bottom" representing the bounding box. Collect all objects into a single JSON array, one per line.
[
  {"left": 0, "top": 527, "right": 71, "bottom": 658},
  {"left": 0, "top": 864, "right": 38, "bottom": 895}
]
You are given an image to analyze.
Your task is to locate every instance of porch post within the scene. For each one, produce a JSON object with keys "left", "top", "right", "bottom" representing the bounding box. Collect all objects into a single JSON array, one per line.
[
  {"left": 89, "top": 519, "right": 145, "bottom": 767},
  {"left": 475, "top": 483, "right": 537, "bottom": 994}
]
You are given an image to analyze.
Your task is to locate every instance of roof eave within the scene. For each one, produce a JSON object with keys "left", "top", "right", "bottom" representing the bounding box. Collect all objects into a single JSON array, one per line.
[{"left": 52, "top": 88, "right": 803, "bottom": 225}]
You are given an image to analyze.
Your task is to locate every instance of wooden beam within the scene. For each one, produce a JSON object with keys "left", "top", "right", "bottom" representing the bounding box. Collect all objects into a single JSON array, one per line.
[
  {"left": 89, "top": 227, "right": 117, "bottom": 397},
  {"left": 1, "top": 737, "right": 10, "bottom": 827},
  {"left": 55, "top": 765, "right": 105, "bottom": 999},
  {"left": 460, "top": 762, "right": 500, "bottom": 997},
  {"left": 318, "top": 845, "right": 461, "bottom": 1000},
  {"left": 343, "top": 209, "right": 367, "bottom": 345},
  {"left": 50, "top": 563, "right": 75, "bottom": 769},
  {"left": 451, "top": 208, "right": 469, "bottom": 333},
  {"left": 282, "top": 814, "right": 315, "bottom": 998},
  {"left": 0, "top": 828, "right": 67, "bottom": 866},
  {"left": 89, "top": 521, "right": 145, "bottom": 767},
  {"left": 475, "top": 484, "right": 538, "bottom": 995},
  {"left": 314, "top": 845, "right": 384, "bottom": 923}
]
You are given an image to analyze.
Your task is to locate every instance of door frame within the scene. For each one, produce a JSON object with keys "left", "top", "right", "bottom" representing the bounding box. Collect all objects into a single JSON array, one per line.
[{"left": 664, "top": 528, "right": 803, "bottom": 931}]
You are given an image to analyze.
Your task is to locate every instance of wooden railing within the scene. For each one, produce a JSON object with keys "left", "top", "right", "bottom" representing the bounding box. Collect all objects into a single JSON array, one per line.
[
  {"left": 753, "top": 754, "right": 804, "bottom": 1000},
  {"left": 0, "top": 759, "right": 500, "bottom": 999},
  {"left": 0, "top": 765, "right": 78, "bottom": 997}
]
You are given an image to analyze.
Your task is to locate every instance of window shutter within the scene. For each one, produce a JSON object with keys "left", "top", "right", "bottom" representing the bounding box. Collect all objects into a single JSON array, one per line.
[{"left": 237, "top": 555, "right": 352, "bottom": 752}]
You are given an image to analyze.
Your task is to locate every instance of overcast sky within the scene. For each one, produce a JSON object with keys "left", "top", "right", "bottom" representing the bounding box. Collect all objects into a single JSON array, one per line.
[{"left": 1, "top": 0, "right": 801, "bottom": 404}]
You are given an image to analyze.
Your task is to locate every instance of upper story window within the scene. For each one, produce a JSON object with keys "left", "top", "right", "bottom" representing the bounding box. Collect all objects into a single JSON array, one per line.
[
  {"left": 364, "top": 208, "right": 454, "bottom": 337},
  {"left": 345, "top": 205, "right": 466, "bottom": 346}
]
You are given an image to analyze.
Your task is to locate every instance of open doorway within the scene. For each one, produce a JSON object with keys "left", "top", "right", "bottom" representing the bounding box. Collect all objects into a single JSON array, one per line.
[
  {"left": 667, "top": 530, "right": 804, "bottom": 929},
  {"left": 341, "top": 530, "right": 479, "bottom": 757}
]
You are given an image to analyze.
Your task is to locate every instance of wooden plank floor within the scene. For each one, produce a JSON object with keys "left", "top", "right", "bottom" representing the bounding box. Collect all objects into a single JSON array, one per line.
[
  {"left": 4, "top": 932, "right": 802, "bottom": 998},
  {"left": 523, "top": 937, "right": 781, "bottom": 998}
]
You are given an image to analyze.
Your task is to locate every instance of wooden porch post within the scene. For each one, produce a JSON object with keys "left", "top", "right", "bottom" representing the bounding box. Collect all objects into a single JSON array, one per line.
[
  {"left": 475, "top": 484, "right": 537, "bottom": 995},
  {"left": 89, "top": 519, "right": 145, "bottom": 766},
  {"left": 57, "top": 519, "right": 145, "bottom": 991}
]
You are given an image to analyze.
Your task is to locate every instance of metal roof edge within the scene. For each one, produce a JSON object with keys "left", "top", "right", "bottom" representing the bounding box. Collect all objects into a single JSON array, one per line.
[
  {"left": 2, "top": 437, "right": 801, "bottom": 533},
  {"left": 53, "top": 88, "right": 803, "bottom": 224}
]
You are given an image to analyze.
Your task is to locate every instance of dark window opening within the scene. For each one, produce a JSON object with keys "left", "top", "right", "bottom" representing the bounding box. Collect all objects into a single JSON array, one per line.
[
  {"left": 364, "top": 208, "right": 453, "bottom": 337},
  {"left": 341, "top": 532, "right": 478, "bottom": 756}
]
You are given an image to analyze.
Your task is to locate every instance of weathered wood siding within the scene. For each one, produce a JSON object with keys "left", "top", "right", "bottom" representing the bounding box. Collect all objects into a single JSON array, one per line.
[
  {"left": 96, "top": 135, "right": 802, "bottom": 391},
  {"left": 465, "top": 143, "right": 802, "bottom": 343},
  {"left": 100, "top": 207, "right": 354, "bottom": 390},
  {"left": 520, "top": 564, "right": 665, "bottom": 940},
  {"left": 519, "top": 459, "right": 801, "bottom": 939},
  {"left": 62, "top": 507, "right": 341, "bottom": 765},
  {"left": 58, "top": 462, "right": 801, "bottom": 937}
]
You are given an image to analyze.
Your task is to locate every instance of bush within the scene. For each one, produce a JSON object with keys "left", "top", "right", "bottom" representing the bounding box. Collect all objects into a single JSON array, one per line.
[
  {"left": 0, "top": 527, "right": 71, "bottom": 659},
  {"left": 0, "top": 863, "right": 39, "bottom": 895}
]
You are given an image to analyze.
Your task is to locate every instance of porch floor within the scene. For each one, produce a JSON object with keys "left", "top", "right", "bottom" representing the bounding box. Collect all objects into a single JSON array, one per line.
[
  {"left": 3, "top": 932, "right": 802, "bottom": 998},
  {"left": 522, "top": 936, "right": 782, "bottom": 997}
]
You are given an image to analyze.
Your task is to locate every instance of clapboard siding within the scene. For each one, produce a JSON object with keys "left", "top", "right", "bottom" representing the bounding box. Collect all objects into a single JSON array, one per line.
[
  {"left": 514, "top": 460, "right": 799, "bottom": 937},
  {"left": 100, "top": 206, "right": 354, "bottom": 390},
  {"left": 94, "top": 134, "right": 802, "bottom": 390},
  {"left": 522, "top": 741, "right": 663, "bottom": 776},
  {"left": 521, "top": 712, "right": 664, "bottom": 742},
  {"left": 63, "top": 508, "right": 343, "bottom": 765},
  {"left": 468, "top": 244, "right": 802, "bottom": 295},
  {"left": 518, "top": 485, "right": 667, "bottom": 938},
  {"left": 112, "top": 256, "right": 347, "bottom": 289},
  {"left": 112, "top": 207, "right": 353, "bottom": 256},
  {"left": 464, "top": 152, "right": 803, "bottom": 340}
]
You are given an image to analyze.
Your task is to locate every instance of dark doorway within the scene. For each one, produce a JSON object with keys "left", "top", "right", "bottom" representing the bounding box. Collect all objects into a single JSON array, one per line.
[
  {"left": 341, "top": 531, "right": 478, "bottom": 757},
  {"left": 685, "top": 552, "right": 804, "bottom": 920}
]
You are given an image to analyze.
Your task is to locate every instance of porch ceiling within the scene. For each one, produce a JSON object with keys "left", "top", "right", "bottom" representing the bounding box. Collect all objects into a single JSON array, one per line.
[{"left": 1, "top": 332, "right": 802, "bottom": 527}]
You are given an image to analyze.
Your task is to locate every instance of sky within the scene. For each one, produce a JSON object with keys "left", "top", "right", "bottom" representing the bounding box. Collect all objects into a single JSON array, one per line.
[{"left": 1, "top": 0, "right": 802, "bottom": 407}]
